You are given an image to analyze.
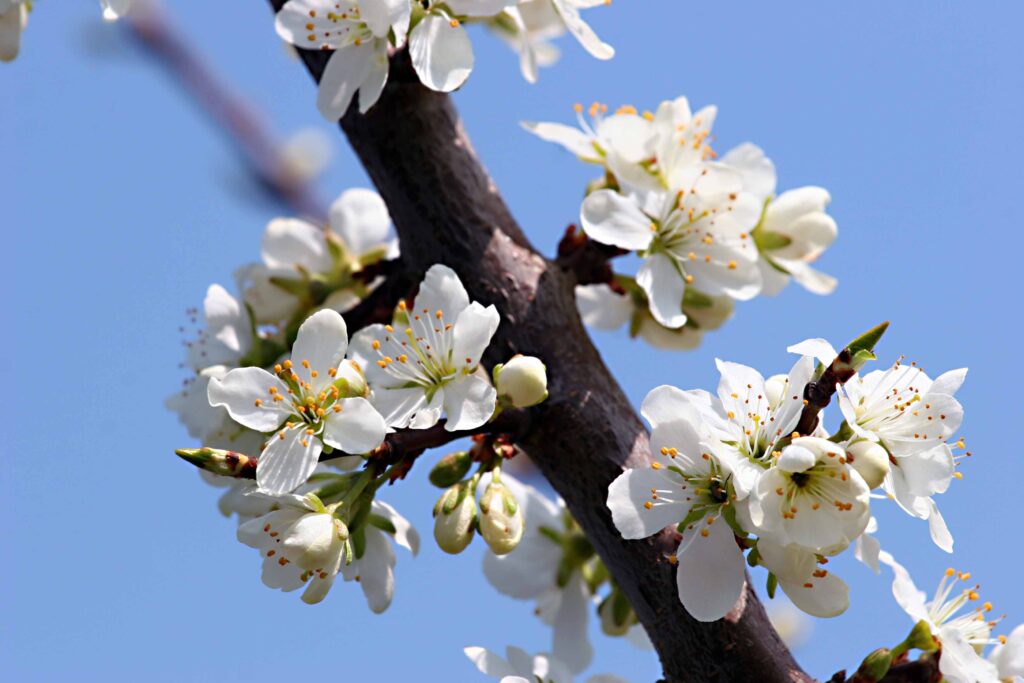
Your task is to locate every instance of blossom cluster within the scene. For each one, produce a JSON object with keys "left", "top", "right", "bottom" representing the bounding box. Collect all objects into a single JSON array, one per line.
[
  {"left": 606, "top": 333, "right": 970, "bottom": 623},
  {"left": 169, "top": 188, "right": 551, "bottom": 609},
  {"left": 528, "top": 98, "right": 838, "bottom": 350},
  {"left": 274, "top": 0, "right": 614, "bottom": 121}
]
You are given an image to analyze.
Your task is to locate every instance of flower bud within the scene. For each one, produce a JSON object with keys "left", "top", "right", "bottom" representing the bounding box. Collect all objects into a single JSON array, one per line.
[
  {"left": 599, "top": 590, "right": 633, "bottom": 637},
  {"left": 478, "top": 481, "right": 524, "bottom": 555},
  {"left": 764, "top": 374, "right": 789, "bottom": 409},
  {"left": 428, "top": 450, "right": 473, "bottom": 488},
  {"left": 432, "top": 483, "right": 476, "bottom": 555},
  {"left": 856, "top": 648, "right": 892, "bottom": 682},
  {"left": 175, "top": 447, "right": 256, "bottom": 478},
  {"left": 494, "top": 355, "right": 548, "bottom": 408},
  {"left": 847, "top": 440, "right": 890, "bottom": 490}
]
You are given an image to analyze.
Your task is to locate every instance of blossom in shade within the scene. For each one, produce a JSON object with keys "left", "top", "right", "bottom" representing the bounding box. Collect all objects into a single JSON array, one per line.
[
  {"left": 464, "top": 644, "right": 628, "bottom": 683},
  {"left": 0, "top": 0, "right": 27, "bottom": 62},
  {"left": 607, "top": 387, "right": 749, "bottom": 622}
]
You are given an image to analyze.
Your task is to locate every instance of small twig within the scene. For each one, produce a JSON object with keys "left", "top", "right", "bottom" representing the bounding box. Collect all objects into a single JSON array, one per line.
[
  {"left": 794, "top": 348, "right": 857, "bottom": 436},
  {"left": 555, "top": 224, "right": 627, "bottom": 286},
  {"left": 177, "top": 409, "right": 531, "bottom": 481},
  {"left": 123, "top": 2, "right": 326, "bottom": 219}
]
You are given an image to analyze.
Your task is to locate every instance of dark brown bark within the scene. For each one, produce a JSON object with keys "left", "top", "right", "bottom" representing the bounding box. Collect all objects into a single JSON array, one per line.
[{"left": 267, "top": 7, "right": 809, "bottom": 680}]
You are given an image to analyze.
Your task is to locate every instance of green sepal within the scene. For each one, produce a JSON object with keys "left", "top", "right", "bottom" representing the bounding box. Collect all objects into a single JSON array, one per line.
[
  {"left": 367, "top": 513, "right": 397, "bottom": 535},
  {"left": 766, "top": 572, "right": 778, "bottom": 599},
  {"left": 752, "top": 229, "right": 793, "bottom": 252},
  {"left": 351, "top": 525, "right": 367, "bottom": 560}
]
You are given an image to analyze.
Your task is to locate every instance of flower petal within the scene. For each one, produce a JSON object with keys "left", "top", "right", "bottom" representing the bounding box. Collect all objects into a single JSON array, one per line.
[
  {"left": 720, "top": 142, "right": 777, "bottom": 199},
  {"left": 316, "top": 43, "right": 373, "bottom": 121},
  {"left": 452, "top": 302, "right": 500, "bottom": 370},
  {"left": 521, "top": 121, "right": 598, "bottom": 160},
  {"left": 552, "top": 574, "right": 594, "bottom": 673},
  {"left": 414, "top": 264, "right": 470, "bottom": 319},
  {"left": 256, "top": 423, "right": 324, "bottom": 495},
  {"left": 675, "top": 517, "right": 746, "bottom": 621},
  {"left": 607, "top": 467, "right": 689, "bottom": 540},
  {"left": 329, "top": 188, "right": 392, "bottom": 257},
  {"left": 321, "top": 397, "right": 386, "bottom": 453},
  {"left": 552, "top": 0, "right": 613, "bottom": 59},
  {"left": 464, "top": 646, "right": 517, "bottom": 678},
  {"left": 208, "top": 367, "right": 292, "bottom": 433},
  {"left": 575, "top": 284, "right": 632, "bottom": 330},
  {"left": 261, "top": 217, "right": 331, "bottom": 272},
  {"left": 371, "top": 499, "right": 420, "bottom": 556},
  {"left": 443, "top": 374, "right": 497, "bottom": 431},
  {"left": 409, "top": 15, "right": 473, "bottom": 92},
  {"left": 371, "top": 386, "right": 430, "bottom": 430},
  {"left": 637, "top": 252, "right": 687, "bottom": 329},
  {"left": 291, "top": 309, "right": 349, "bottom": 390},
  {"left": 580, "top": 190, "right": 655, "bottom": 251}
]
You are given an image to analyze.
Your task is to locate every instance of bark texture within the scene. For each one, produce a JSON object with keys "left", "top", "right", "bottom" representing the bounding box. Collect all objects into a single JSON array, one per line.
[{"left": 268, "top": 10, "right": 811, "bottom": 680}]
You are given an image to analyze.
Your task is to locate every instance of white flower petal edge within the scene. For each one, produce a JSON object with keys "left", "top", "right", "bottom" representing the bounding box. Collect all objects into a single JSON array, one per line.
[{"left": 410, "top": 15, "right": 474, "bottom": 93}]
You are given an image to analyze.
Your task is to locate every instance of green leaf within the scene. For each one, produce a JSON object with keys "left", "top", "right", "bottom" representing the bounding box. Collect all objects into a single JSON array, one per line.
[{"left": 846, "top": 321, "right": 889, "bottom": 357}]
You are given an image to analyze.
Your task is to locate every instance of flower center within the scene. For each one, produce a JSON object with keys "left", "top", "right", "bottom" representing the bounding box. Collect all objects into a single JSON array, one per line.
[{"left": 369, "top": 303, "right": 458, "bottom": 390}]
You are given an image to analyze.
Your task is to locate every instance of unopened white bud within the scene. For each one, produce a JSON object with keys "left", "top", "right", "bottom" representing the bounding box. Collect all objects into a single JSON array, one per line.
[
  {"left": 765, "top": 374, "right": 789, "bottom": 409},
  {"left": 494, "top": 355, "right": 548, "bottom": 408},
  {"left": 432, "top": 483, "right": 476, "bottom": 555},
  {"left": 847, "top": 440, "right": 890, "bottom": 490},
  {"left": 478, "top": 481, "right": 524, "bottom": 555}
]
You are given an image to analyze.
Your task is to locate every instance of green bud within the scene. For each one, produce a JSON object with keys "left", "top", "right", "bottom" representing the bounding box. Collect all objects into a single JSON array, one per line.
[
  {"left": 904, "top": 620, "right": 937, "bottom": 652},
  {"left": 494, "top": 355, "right": 549, "bottom": 409},
  {"left": 845, "top": 322, "right": 889, "bottom": 371},
  {"left": 428, "top": 451, "right": 473, "bottom": 488},
  {"left": 174, "top": 447, "right": 255, "bottom": 478},
  {"left": 847, "top": 440, "right": 890, "bottom": 490},
  {"left": 478, "top": 481, "right": 524, "bottom": 555},
  {"left": 599, "top": 589, "right": 633, "bottom": 637},
  {"left": 856, "top": 648, "right": 892, "bottom": 682},
  {"left": 432, "top": 483, "right": 476, "bottom": 555}
]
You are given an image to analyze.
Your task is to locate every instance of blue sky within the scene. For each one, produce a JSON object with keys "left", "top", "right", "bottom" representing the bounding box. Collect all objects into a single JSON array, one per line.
[{"left": 3, "top": 2, "right": 1023, "bottom": 681}]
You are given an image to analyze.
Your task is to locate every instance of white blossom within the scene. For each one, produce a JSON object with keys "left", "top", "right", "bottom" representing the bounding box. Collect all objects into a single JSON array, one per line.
[
  {"left": 464, "top": 645, "right": 628, "bottom": 683},
  {"left": 721, "top": 143, "right": 838, "bottom": 296},
  {"left": 482, "top": 474, "right": 594, "bottom": 673},
  {"left": 187, "top": 284, "right": 254, "bottom": 371},
  {"left": 238, "top": 493, "right": 417, "bottom": 608},
  {"left": 988, "top": 624, "right": 1024, "bottom": 682},
  {"left": 350, "top": 264, "right": 499, "bottom": 432},
  {"left": 275, "top": 0, "right": 410, "bottom": 119},
  {"left": 209, "top": 309, "right": 387, "bottom": 494},
  {"left": 490, "top": 0, "right": 565, "bottom": 83},
  {"left": 523, "top": 103, "right": 655, "bottom": 189},
  {"left": 838, "top": 362, "right": 966, "bottom": 457},
  {"left": 748, "top": 437, "right": 870, "bottom": 552},
  {"left": 575, "top": 282, "right": 733, "bottom": 350},
  {"left": 339, "top": 499, "right": 420, "bottom": 613},
  {"left": 879, "top": 551, "right": 1001, "bottom": 683},
  {"left": 240, "top": 188, "right": 397, "bottom": 325},
  {"left": 756, "top": 538, "right": 850, "bottom": 618},
  {"left": 607, "top": 386, "right": 749, "bottom": 622}
]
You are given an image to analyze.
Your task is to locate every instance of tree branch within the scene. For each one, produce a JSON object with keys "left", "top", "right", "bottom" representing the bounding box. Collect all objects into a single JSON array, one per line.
[
  {"left": 125, "top": 2, "right": 326, "bottom": 219},
  {"left": 264, "top": 12, "right": 807, "bottom": 678}
]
